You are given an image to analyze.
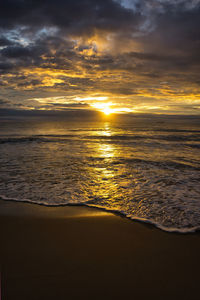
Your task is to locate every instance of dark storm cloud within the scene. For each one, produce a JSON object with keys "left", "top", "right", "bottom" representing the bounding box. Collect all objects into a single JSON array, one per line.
[
  {"left": 1, "top": 45, "right": 34, "bottom": 58},
  {"left": 0, "top": 37, "right": 13, "bottom": 46},
  {"left": 140, "top": 3, "right": 200, "bottom": 55},
  {"left": 0, "top": 62, "right": 14, "bottom": 72},
  {"left": 0, "top": 0, "right": 141, "bottom": 76},
  {"left": 0, "top": 0, "right": 139, "bottom": 32},
  {"left": 0, "top": 0, "right": 199, "bottom": 68}
]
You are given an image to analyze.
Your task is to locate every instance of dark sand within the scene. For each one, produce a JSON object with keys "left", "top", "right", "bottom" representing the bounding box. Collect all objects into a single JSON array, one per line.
[{"left": 0, "top": 200, "right": 200, "bottom": 300}]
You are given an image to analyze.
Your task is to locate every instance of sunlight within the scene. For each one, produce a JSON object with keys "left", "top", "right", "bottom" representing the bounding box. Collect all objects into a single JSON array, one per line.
[
  {"left": 98, "top": 143, "right": 115, "bottom": 158},
  {"left": 91, "top": 101, "right": 133, "bottom": 115},
  {"left": 91, "top": 102, "right": 114, "bottom": 115},
  {"left": 101, "top": 123, "right": 111, "bottom": 136},
  {"left": 103, "top": 106, "right": 112, "bottom": 115}
]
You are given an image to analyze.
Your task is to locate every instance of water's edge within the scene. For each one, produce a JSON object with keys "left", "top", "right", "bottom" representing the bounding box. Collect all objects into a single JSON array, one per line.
[{"left": 1, "top": 195, "right": 199, "bottom": 234}]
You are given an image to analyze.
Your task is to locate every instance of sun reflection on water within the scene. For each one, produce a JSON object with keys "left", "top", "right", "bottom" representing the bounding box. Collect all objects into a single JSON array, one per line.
[
  {"left": 98, "top": 143, "right": 115, "bottom": 158},
  {"left": 88, "top": 124, "right": 120, "bottom": 203},
  {"left": 95, "top": 122, "right": 112, "bottom": 137}
]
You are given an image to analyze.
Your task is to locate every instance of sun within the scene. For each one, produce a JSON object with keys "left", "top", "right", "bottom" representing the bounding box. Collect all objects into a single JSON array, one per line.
[
  {"left": 102, "top": 106, "right": 112, "bottom": 115},
  {"left": 91, "top": 102, "right": 114, "bottom": 115}
]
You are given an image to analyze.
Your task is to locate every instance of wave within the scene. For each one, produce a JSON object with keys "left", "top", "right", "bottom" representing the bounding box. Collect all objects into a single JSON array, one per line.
[
  {"left": 0, "top": 194, "right": 199, "bottom": 234},
  {"left": 0, "top": 133, "right": 200, "bottom": 144},
  {"left": 0, "top": 135, "right": 75, "bottom": 144},
  {"left": 112, "top": 157, "right": 200, "bottom": 170}
]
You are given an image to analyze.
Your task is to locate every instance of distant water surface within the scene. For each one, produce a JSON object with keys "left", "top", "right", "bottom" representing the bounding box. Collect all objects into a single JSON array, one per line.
[{"left": 0, "top": 114, "right": 200, "bottom": 232}]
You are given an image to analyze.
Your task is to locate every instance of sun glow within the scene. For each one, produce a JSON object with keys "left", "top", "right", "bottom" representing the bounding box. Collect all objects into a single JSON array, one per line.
[
  {"left": 103, "top": 106, "right": 113, "bottom": 115},
  {"left": 91, "top": 102, "right": 114, "bottom": 115},
  {"left": 91, "top": 101, "right": 133, "bottom": 115}
]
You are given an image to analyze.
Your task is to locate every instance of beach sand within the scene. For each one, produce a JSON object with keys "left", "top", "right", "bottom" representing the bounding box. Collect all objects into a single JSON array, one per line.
[{"left": 0, "top": 199, "right": 200, "bottom": 300}]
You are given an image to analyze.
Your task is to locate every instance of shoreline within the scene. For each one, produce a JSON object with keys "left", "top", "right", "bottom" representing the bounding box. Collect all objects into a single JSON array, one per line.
[
  {"left": 0, "top": 197, "right": 199, "bottom": 234},
  {"left": 0, "top": 199, "right": 200, "bottom": 299}
]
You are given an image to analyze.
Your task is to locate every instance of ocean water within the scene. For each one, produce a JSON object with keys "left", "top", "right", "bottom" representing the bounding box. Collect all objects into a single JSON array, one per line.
[{"left": 0, "top": 114, "right": 200, "bottom": 233}]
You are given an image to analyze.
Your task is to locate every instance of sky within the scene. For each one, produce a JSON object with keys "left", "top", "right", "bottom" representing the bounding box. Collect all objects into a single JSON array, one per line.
[{"left": 0, "top": 0, "right": 200, "bottom": 115}]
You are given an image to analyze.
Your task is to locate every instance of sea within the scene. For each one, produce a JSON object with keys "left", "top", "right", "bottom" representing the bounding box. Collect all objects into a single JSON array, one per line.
[{"left": 0, "top": 113, "right": 200, "bottom": 233}]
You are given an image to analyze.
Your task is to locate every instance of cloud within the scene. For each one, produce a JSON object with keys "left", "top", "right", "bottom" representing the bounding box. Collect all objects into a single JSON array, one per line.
[
  {"left": 0, "top": 0, "right": 200, "bottom": 114},
  {"left": 0, "top": 0, "right": 140, "bottom": 33},
  {"left": 0, "top": 36, "right": 13, "bottom": 46},
  {"left": 0, "top": 99, "right": 9, "bottom": 106}
]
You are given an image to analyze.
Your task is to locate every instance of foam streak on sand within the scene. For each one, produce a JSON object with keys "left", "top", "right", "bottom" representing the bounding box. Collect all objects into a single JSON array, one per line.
[{"left": 0, "top": 195, "right": 199, "bottom": 234}]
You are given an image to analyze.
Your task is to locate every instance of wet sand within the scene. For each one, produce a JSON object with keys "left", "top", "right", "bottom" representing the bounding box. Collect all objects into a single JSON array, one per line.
[{"left": 0, "top": 199, "right": 200, "bottom": 300}]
